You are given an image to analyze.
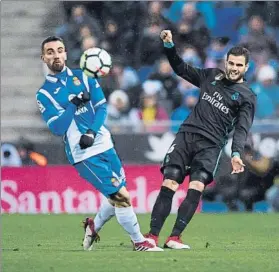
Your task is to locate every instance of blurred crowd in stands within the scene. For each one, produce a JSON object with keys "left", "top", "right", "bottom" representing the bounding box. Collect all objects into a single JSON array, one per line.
[{"left": 53, "top": 1, "right": 279, "bottom": 134}]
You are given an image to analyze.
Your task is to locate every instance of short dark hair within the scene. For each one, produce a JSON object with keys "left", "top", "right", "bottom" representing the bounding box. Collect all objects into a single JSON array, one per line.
[
  {"left": 41, "top": 36, "right": 65, "bottom": 54},
  {"left": 227, "top": 46, "right": 250, "bottom": 64}
]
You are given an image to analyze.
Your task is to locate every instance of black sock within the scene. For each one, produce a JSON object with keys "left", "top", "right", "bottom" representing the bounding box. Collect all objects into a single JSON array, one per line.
[
  {"left": 149, "top": 186, "right": 175, "bottom": 236},
  {"left": 170, "top": 189, "right": 201, "bottom": 237}
]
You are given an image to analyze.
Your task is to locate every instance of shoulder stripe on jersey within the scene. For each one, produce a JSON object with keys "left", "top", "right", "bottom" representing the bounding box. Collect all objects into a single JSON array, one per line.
[
  {"left": 47, "top": 116, "right": 59, "bottom": 126},
  {"left": 82, "top": 73, "right": 90, "bottom": 93},
  {"left": 94, "top": 98, "right": 106, "bottom": 108},
  {"left": 38, "top": 89, "right": 64, "bottom": 111},
  {"left": 46, "top": 76, "right": 58, "bottom": 83},
  {"left": 67, "top": 67, "right": 73, "bottom": 76}
]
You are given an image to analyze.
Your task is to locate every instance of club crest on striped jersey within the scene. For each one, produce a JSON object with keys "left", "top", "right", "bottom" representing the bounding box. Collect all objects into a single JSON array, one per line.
[{"left": 73, "top": 77, "right": 81, "bottom": 86}]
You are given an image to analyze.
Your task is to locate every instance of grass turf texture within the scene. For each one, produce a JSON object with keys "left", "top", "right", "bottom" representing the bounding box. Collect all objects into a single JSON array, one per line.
[{"left": 2, "top": 213, "right": 279, "bottom": 272}]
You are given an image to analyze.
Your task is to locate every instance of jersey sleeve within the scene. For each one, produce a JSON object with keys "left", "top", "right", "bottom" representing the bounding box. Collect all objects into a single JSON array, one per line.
[
  {"left": 88, "top": 77, "right": 106, "bottom": 108},
  {"left": 86, "top": 77, "right": 108, "bottom": 133},
  {"left": 231, "top": 94, "right": 256, "bottom": 156},
  {"left": 36, "top": 91, "right": 76, "bottom": 136},
  {"left": 164, "top": 45, "right": 209, "bottom": 88}
]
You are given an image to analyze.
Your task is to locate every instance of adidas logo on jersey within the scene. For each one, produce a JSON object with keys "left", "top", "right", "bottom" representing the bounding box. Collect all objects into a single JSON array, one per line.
[
  {"left": 201, "top": 92, "right": 229, "bottom": 114},
  {"left": 75, "top": 106, "right": 88, "bottom": 115}
]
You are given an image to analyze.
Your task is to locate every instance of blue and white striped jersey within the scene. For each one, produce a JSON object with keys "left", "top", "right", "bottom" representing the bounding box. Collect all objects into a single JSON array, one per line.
[{"left": 36, "top": 66, "right": 113, "bottom": 164}]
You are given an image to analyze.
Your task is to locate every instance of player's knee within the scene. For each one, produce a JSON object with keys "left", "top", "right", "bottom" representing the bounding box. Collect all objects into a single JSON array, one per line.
[
  {"left": 163, "top": 165, "right": 184, "bottom": 185},
  {"left": 109, "top": 187, "right": 131, "bottom": 207},
  {"left": 162, "top": 179, "right": 179, "bottom": 191},
  {"left": 189, "top": 181, "right": 205, "bottom": 192},
  {"left": 190, "top": 170, "right": 212, "bottom": 191}
]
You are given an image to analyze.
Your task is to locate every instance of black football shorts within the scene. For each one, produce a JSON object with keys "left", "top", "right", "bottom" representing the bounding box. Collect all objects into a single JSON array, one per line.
[{"left": 161, "top": 132, "right": 224, "bottom": 185}]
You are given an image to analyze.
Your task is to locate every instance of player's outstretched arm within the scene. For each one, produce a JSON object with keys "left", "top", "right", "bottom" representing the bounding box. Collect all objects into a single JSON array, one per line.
[
  {"left": 160, "top": 29, "right": 206, "bottom": 88},
  {"left": 231, "top": 95, "right": 256, "bottom": 174},
  {"left": 231, "top": 96, "right": 256, "bottom": 156}
]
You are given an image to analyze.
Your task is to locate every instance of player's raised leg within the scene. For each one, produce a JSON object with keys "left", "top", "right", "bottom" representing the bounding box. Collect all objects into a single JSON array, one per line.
[{"left": 75, "top": 148, "right": 163, "bottom": 252}]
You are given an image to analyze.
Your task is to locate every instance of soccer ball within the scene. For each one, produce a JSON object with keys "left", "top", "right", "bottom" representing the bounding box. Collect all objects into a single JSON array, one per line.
[{"left": 80, "top": 47, "right": 112, "bottom": 78}]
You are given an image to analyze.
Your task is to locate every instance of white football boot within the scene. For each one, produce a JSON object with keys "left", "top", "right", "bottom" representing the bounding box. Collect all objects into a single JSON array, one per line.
[
  {"left": 134, "top": 240, "right": 164, "bottom": 252},
  {"left": 164, "top": 236, "right": 190, "bottom": 250}
]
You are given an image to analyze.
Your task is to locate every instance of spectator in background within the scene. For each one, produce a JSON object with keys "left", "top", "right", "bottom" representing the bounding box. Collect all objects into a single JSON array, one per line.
[
  {"left": 170, "top": 89, "right": 199, "bottom": 133},
  {"left": 239, "top": 15, "right": 278, "bottom": 65},
  {"left": 17, "top": 139, "right": 48, "bottom": 166},
  {"left": 162, "top": 1, "right": 216, "bottom": 31},
  {"left": 265, "top": 154, "right": 279, "bottom": 212},
  {"left": 251, "top": 65, "right": 279, "bottom": 119},
  {"left": 238, "top": 143, "right": 274, "bottom": 211},
  {"left": 146, "top": 1, "right": 172, "bottom": 30},
  {"left": 68, "top": 25, "right": 99, "bottom": 66},
  {"left": 244, "top": 2, "right": 279, "bottom": 29},
  {"left": 100, "top": 58, "right": 140, "bottom": 98},
  {"left": 81, "top": 36, "right": 98, "bottom": 51},
  {"left": 205, "top": 37, "right": 232, "bottom": 70},
  {"left": 203, "top": 136, "right": 274, "bottom": 211},
  {"left": 101, "top": 1, "right": 146, "bottom": 65},
  {"left": 181, "top": 45, "right": 203, "bottom": 68},
  {"left": 101, "top": 20, "right": 124, "bottom": 60},
  {"left": 176, "top": 2, "right": 210, "bottom": 59},
  {"left": 1, "top": 143, "right": 22, "bottom": 167},
  {"left": 79, "top": 25, "right": 94, "bottom": 40},
  {"left": 106, "top": 89, "right": 141, "bottom": 133},
  {"left": 67, "top": 5, "right": 103, "bottom": 40},
  {"left": 139, "top": 21, "right": 165, "bottom": 65},
  {"left": 138, "top": 80, "right": 169, "bottom": 133},
  {"left": 138, "top": 2, "right": 174, "bottom": 66},
  {"left": 149, "top": 57, "right": 180, "bottom": 109}
]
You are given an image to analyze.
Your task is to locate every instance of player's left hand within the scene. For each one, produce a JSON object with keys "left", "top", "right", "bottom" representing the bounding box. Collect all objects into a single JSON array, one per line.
[
  {"left": 79, "top": 129, "right": 96, "bottom": 149},
  {"left": 231, "top": 156, "right": 245, "bottom": 174}
]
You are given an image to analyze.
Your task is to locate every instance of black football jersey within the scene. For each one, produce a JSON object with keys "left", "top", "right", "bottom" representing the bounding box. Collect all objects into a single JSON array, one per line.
[{"left": 165, "top": 46, "right": 256, "bottom": 155}]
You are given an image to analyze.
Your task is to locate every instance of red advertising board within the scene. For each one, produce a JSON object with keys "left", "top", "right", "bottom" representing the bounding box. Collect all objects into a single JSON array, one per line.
[{"left": 1, "top": 165, "right": 200, "bottom": 214}]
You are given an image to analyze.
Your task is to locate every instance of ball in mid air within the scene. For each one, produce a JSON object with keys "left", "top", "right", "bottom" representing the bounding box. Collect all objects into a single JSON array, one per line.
[{"left": 80, "top": 47, "right": 112, "bottom": 78}]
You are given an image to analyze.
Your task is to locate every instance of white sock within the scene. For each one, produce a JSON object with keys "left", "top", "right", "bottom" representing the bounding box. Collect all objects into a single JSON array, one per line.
[
  {"left": 115, "top": 206, "right": 145, "bottom": 243},
  {"left": 94, "top": 198, "right": 115, "bottom": 232}
]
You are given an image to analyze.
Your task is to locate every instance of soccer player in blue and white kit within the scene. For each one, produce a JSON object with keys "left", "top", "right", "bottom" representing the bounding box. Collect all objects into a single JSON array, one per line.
[{"left": 36, "top": 36, "right": 163, "bottom": 252}]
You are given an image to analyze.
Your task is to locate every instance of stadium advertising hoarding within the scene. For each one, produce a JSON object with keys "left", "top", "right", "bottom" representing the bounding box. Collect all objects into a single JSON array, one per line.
[
  {"left": 34, "top": 131, "right": 279, "bottom": 165},
  {"left": 1, "top": 165, "right": 200, "bottom": 214}
]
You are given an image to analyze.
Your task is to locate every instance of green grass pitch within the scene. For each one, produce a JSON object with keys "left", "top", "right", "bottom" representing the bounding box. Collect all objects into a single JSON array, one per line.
[{"left": 2, "top": 213, "right": 279, "bottom": 272}]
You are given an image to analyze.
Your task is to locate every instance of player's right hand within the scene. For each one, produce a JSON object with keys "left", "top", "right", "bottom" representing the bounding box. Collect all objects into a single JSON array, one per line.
[
  {"left": 81, "top": 90, "right": 90, "bottom": 103},
  {"left": 231, "top": 156, "right": 245, "bottom": 174},
  {"left": 160, "top": 30, "right": 173, "bottom": 43},
  {"left": 79, "top": 129, "right": 96, "bottom": 149}
]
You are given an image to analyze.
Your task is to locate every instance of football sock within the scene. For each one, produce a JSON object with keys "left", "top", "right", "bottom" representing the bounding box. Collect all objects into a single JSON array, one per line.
[
  {"left": 115, "top": 206, "right": 145, "bottom": 243},
  {"left": 94, "top": 198, "right": 115, "bottom": 232},
  {"left": 170, "top": 189, "right": 201, "bottom": 237},
  {"left": 150, "top": 186, "right": 175, "bottom": 236}
]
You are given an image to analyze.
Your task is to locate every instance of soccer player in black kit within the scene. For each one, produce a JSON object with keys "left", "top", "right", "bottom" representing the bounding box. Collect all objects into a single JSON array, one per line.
[{"left": 145, "top": 30, "right": 256, "bottom": 249}]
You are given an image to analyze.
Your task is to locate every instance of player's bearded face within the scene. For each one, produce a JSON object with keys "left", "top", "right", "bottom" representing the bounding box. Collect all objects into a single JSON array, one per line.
[
  {"left": 42, "top": 41, "right": 67, "bottom": 73},
  {"left": 225, "top": 55, "right": 248, "bottom": 83}
]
